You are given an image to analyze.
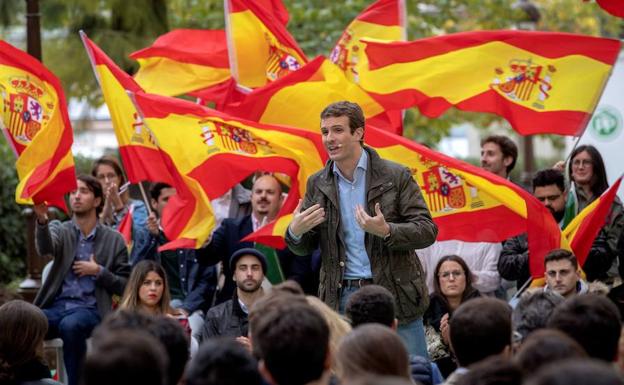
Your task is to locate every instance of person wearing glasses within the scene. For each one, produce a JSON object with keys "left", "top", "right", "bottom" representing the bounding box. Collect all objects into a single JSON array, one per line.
[{"left": 424, "top": 255, "right": 480, "bottom": 377}]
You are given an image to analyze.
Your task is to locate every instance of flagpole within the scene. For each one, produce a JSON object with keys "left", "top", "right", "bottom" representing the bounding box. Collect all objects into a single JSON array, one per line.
[{"left": 138, "top": 182, "right": 153, "bottom": 216}]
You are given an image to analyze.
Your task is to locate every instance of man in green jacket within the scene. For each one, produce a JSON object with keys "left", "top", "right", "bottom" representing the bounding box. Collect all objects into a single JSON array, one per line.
[{"left": 286, "top": 101, "right": 437, "bottom": 357}]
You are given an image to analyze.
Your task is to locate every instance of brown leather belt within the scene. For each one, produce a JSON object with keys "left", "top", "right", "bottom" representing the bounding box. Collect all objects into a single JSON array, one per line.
[{"left": 342, "top": 278, "right": 374, "bottom": 289}]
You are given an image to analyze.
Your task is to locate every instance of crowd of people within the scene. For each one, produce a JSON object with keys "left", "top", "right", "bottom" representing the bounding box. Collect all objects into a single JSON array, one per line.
[{"left": 1, "top": 101, "right": 624, "bottom": 385}]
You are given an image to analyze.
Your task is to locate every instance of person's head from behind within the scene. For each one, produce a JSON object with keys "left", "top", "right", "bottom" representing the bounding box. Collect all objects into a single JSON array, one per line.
[
  {"left": 252, "top": 301, "right": 330, "bottom": 385},
  {"left": 336, "top": 324, "right": 410, "bottom": 382},
  {"left": 345, "top": 284, "right": 396, "bottom": 329},
  {"left": 120, "top": 260, "right": 171, "bottom": 315},
  {"left": 568, "top": 144, "right": 608, "bottom": 196},
  {"left": 512, "top": 290, "right": 564, "bottom": 345},
  {"left": 513, "top": 329, "right": 587, "bottom": 375},
  {"left": 525, "top": 358, "right": 623, "bottom": 385},
  {"left": 229, "top": 248, "right": 266, "bottom": 294},
  {"left": 93, "top": 310, "right": 189, "bottom": 385},
  {"left": 92, "top": 155, "right": 127, "bottom": 193},
  {"left": 0, "top": 300, "right": 48, "bottom": 382},
  {"left": 480, "top": 135, "right": 518, "bottom": 178},
  {"left": 186, "top": 338, "right": 262, "bottom": 385},
  {"left": 150, "top": 182, "right": 176, "bottom": 217},
  {"left": 251, "top": 174, "right": 284, "bottom": 222},
  {"left": 83, "top": 329, "right": 167, "bottom": 385},
  {"left": 320, "top": 101, "right": 365, "bottom": 164},
  {"left": 433, "top": 255, "right": 477, "bottom": 305},
  {"left": 532, "top": 169, "right": 567, "bottom": 223},
  {"left": 342, "top": 376, "right": 414, "bottom": 385},
  {"left": 71, "top": 175, "right": 104, "bottom": 217},
  {"left": 449, "top": 297, "right": 512, "bottom": 367},
  {"left": 544, "top": 249, "right": 580, "bottom": 299},
  {"left": 547, "top": 293, "right": 621, "bottom": 362},
  {"left": 457, "top": 356, "right": 523, "bottom": 385}
]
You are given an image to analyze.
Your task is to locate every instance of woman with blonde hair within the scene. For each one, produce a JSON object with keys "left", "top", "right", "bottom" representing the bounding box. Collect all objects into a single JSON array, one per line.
[{"left": 305, "top": 295, "right": 352, "bottom": 363}]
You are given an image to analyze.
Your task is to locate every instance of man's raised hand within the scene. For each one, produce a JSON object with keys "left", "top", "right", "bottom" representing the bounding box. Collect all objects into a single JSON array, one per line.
[{"left": 288, "top": 199, "right": 325, "bottom": 238}]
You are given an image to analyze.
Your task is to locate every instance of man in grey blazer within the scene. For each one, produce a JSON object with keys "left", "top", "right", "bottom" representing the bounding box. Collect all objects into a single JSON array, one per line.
[{"left": 33, "top": 174, "right": 130, "bottom": 385}]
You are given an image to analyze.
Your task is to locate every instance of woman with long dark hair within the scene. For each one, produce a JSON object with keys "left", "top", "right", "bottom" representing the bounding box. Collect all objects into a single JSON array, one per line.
[
  {"left": 119, "top": 260, "right": 173, "bottom": 316},
  {"left": 564, "top": 145, "right": 623, "bottom": 282},
  {"left": 424, "top": 255, "right": 480, "bottom": 377},
  {"left": 0, "top": 300, "right": 61, "bottom": 385}
]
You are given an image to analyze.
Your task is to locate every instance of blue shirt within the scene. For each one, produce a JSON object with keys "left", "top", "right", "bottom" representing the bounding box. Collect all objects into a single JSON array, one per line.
[
  {"left": 53, "top": 222, "right": 98, "bottom": 310},
  {"left": 334, "top": 149, "right": 372, "bottom": 279}
]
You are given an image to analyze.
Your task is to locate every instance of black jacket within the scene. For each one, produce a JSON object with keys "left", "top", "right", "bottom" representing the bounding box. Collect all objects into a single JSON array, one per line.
[{"left": 198, "top": 291, "right": 248, "bottom": 343}]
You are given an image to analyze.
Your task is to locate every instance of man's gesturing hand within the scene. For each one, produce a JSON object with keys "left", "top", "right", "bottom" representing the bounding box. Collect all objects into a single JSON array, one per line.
[
  {"left": 288, "top": 199, "right": 325, "bottom": 238},
  {"left": 355, "top": 203, "right": 390, "bottom": 238}
]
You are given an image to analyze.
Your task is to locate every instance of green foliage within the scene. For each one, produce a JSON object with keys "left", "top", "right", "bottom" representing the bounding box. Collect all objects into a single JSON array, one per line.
[{"left": 0, "top": 141, "right": 26, "bottom": 286}]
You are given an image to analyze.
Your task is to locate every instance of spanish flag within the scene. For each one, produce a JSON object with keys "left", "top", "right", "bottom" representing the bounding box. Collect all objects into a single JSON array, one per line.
[
  {"left": 225, "top": 0, "right": 307, "bottom": 88},
  {"left": 357, "top": 31, "right": 621, "bottom": 136},
  {"left": 81, "top": 32, "right": 173, "bottom": 185},
  {"left": 130, "top": 29, "right": 231, "bottom": 97},
  {"left": 563, "top": 176, "right": 622, "bottom": 268},
  {"left": 594, "top": 0, "right": 624, "bottom": 18},
  {"left": 330, "top": 0, "right": 406, "bottom": 83},
  {"left": 130, "top": 90, "right": 325, "bottom": 250},
  {"left": 0, "top": 40, "right": 76, "bottom": 211},
  {"left": 225, "top": 56, "right": 401, "bottom": 134}
]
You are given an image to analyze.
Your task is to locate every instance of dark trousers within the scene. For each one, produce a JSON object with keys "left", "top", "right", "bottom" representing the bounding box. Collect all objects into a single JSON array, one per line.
[{"left": 43, "top": 304, "right": 101, "bottom": 385}]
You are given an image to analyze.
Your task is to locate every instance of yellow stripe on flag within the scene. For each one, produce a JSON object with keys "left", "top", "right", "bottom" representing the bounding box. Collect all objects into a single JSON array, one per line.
[{"left": 358, "top": 40, "right": 613, "bottom": 112}]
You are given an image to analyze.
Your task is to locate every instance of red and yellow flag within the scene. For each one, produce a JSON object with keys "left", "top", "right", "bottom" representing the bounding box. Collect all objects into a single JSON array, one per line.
[
  {"left": 330, "top": 0, "right": 405, "bottom": 83},
  {"left": 357, "top": 31, "right": 621, "bottom": 136},
  {"left": 364, "top": 125, "right": 562, "bottom": 277},
  {"left": 81, "top": 32, "right": 173, "bottom": 185},
  {"left": 0, "top": 40, "right": 76, "bottom": 210},
  {"left": 593, "top": 0, "right": 624, "bottom": 18},
  {"left": 225, "top": 56, "right": 401, "bottom": 134},
  {"left": 130, "top": 91, "right": 325, "bottom": 250},
  {"left": 563, "top": 176, "right": 622, "bottom": 268},
  {"left": 225, "top": 0, "right": 307, "bottom": 88},
  {"left": 130, "top": 29, "right": 231, "bottom": 97}
]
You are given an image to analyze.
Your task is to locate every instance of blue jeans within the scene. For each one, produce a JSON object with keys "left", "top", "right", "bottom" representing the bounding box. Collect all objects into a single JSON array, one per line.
[
  {"left": 339, "top": 286, "right": 429, "bottom": 358},
  {"left": 43, "top": 304, "right": 101, "bottom": 385}
]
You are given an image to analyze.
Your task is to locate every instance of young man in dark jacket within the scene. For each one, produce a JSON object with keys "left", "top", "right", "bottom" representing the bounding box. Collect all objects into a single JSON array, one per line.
[
  {"left": 33, "top": 175, "right": 130, "bottom": 385},
  {"left": 286, "top": 101, "right": 438, "bottom": 357}
]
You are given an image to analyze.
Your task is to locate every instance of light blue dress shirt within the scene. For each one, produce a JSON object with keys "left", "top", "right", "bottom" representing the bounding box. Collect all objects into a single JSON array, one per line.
[{"left": 333, "top": 150, "right": 372, "bottom": 279}]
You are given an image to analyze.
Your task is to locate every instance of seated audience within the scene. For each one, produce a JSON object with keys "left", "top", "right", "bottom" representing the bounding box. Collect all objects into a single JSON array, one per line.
[
  {"left": 446, "top": 298, "right": 512, "bottom": 384},
  {"left": 119, "top": 260, "right": 174, "bottom": 316},
  {"left": 345, "top": 285, "right": 443, "bottom": 385},
  {"left": 92, "top": 310, "right": 188, "bottom": 385},
  {"left": 511, "top": 291, "right": 563, "bottom": 346},
  {"left": 250, "top": 294, "right": 331, "bottom": 385},
  {"left": 336, "top": 324, "right": 411, "bottom": 383},
  {"left": 424, "top": 255, "right": 480, "bottom": 377},
  {"left": 524, "top": 358, "right": 623, "bottom": 385},
  {"left": 513, "top": 329, "right": 587, "bottom": 375},
  {"left": 185, "top": 338, "right": 263, "bottom": 385},
  {"left": 547, "top": 293, "right": 621, "bottom": 362},
  {"left": 83, "top": 329, "right": 166, "bottom": 385},
  {"left": 0, "top": 300, "right": 61, "bottom": 385},
  {"left": 456, "top": 356, "right": 522, "bottom": 385}
]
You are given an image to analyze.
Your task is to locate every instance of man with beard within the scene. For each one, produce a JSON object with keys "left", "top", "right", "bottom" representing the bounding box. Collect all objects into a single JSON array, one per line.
[
  {"left": 498, "top": 169, "right": 611, "bottom": 289},
  {"left": 33, "top": 175, "right": 130, "bottom": 385},
  {"left": 198, "top": 174, "right": 317, "bottom": 303},
  {"left": 480, "top": 135, "right": 518, "bottom": 181},
  {"left": 199, "top": 248, "right": 266, "bottom": 345}
]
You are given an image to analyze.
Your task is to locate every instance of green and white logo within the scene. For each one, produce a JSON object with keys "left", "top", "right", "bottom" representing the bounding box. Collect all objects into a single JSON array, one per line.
[{"left": 590, "top": 105, "right": 622, "bottom": 141}]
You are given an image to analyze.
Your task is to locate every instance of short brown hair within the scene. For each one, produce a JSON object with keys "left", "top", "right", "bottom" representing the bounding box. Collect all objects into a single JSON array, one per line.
[
  {"left": 320, "top": 101, "right": 365, "bottom": 136},
  {"left": 544, "top": 249, "right": 577, "bottom": 270},
  {"left": 481, "top": 135, "right": 518, "bottom": 174}
]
